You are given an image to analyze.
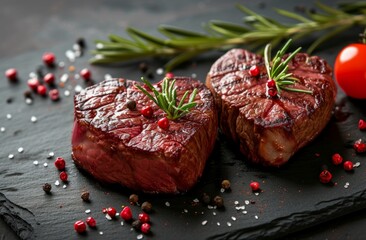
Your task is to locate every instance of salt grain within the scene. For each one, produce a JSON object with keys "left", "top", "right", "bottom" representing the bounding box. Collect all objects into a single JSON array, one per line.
[
  {"left": 43, "top": 163, "right": 48, "bottom": 167},
  {"left": 344, "top": 182, "right": 350, "bottom": 189},
  {"left": 29, "top": 72, "right": 37, "bottom": 78},
  {"left": 207, "top": 205, "right": 214, "bottom": 210},
  {"left": 245, "top": 200, "right": 250, "bottom": 205},
  {"left": 165, "top": 201, "right": 170, "bottom": 207},
  {"left": 255, "top": 192, "right": 260, "bottom": 196},
  {"left": 74, "top": 74, "right": 80, "bottom": 80},
  {"left": 137, "top": 234, "right": 143, "bottom": 239},
  {"left": 156, "top": 68, "right": 164, "bottom": 75},
  {"left": 231, "top": 216, "right": 236, "bottom": 221},
  {"left": 64, "top": 90, "right": 70, "bottom": 97},
  {"left": 213, "top": 212, "right": 216, "bottom": 216},
  {"left": 121, "top": 221, "right": 124, "bottom": 226},
  {"left": 25, "top": 98, "right": 33, "bottom": 105},
  {"left": 191, "top": 73, "right": 197, "bottom": 78},
  {"left": 74, "top": 85, "right": 83, "bottom": 93},
  {"left": 30, "top": 116, "right": 37, "bottom": 123},
  {"left": 63, "top": 184, "right": 67, "bottom": 189},
  {"left": 220, "top": 188, "right": 225, "bottom": 193},
  {"left": 234, "top": 201, "right": 239, "bottom": 205},
  {"left": 255, "top": 215, "right": 259, "bottom": 219},
  {"left": 236, "top": 206, "right": 245, "bottom": 210},
  {"left": 60, "top": 73, "right": 69, "bottom": 83},
  {"left": 104, "top": 74, "right": 112, "bottom": 80},
  {"left": 33, "top": 160, "right": 39, "bottom": 165},
  {"left": 242, "top": 211, "right": 247, "bottom": 214},
  {"left": 8, "top": 154, "right": 14, "bottom": 159},
  {"left": 227, "top": 222, "right": 232, "bottom": 227},
  {"left": 58, "top": 61, "right": 65, "bottom": 68},
  {"left": 193, "top": 198, "right": 199, "bottom": 203},
  {"left": 106, "top": 214, "right": 112, "bottom": 220},
  {"left": 55, "top": 180, "right": 60, "bottom": 186},
  {"left": 99, "top": 231, "right": 103, "bottom": 235},
  {"left": 85, "top": 209, "right": 91, "bottom": 214},
  {"left": 202, "top": 220, "right": 208, "bottom": 226},
  {"left": 217, "top": 222, "right": 220, "bottom": 226},
  {"left": 354, "top": 162, "right": 361, "bottom": 168},
  {"left": 65, "top": 50, "right": 75, "bottom": 62},
  {"left": 184, "top": 209, "right": 188, "bottom": 213},
  {"left": 48, "top": 152, "right": 55, "bottom": 159},
  {"left": 6, "top": 114, "right": 12, "bottom": 119},
  {"left": 18, "top": 147, "right": 24, "bottom": 153},
  {"left": 0, "top": 127, "right": 5, "bottom": 132},
  {"left": 116, "top": 213, "right": 120, "bottom": 217}
]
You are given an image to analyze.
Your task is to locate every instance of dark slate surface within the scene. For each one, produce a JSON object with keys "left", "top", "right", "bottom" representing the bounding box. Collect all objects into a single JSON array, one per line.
[{"left": 1, "top": 0, "right": 366, "bottom": 239}]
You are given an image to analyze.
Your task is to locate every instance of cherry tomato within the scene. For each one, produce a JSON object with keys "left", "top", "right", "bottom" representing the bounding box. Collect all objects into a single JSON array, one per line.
[{"left": 334, "top": 43, "right": 366, "bottom": 99}]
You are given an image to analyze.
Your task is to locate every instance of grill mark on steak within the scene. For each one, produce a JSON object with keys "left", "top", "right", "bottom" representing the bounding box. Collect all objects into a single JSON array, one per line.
[
  {"left": 72, "top": 77, "right": 218, "bottom": 193},
  {"left": 207, "top": 49, "right": 336, "bottom": 166}
]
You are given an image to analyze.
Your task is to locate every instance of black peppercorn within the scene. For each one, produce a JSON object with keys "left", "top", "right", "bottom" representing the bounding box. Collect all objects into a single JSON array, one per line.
[
  {"left": 81, "top": 191, "right": 90, "bottom": 202},
  {"left": 76, "top": 38, "right": 86, "bottom": 49},
  {"left": 201, "top": 193, "right": 211, "bottom": 205},
  {"left": 126, "top": 100, "right": 136, "bottom": 111},
  {"left": 24, "top": 90, "right": 33, "bottom": 99},
  {"left": 141, "top": 201, "right": 152, "bottom": 212},
  {"left": 132, "top": 220, "right": 142, "bottom": 230},
  {"left": 43, "top": 183, "right": 52, "bottom": 193},
  {"left": 129, "top": 194, "right": 139, "bottom": 205},
  {"left": 139, "top": 62, "right": 148, "bottom": 73},
  {"left": 213, "top": 195, "right": 224, "bottom": 208}
]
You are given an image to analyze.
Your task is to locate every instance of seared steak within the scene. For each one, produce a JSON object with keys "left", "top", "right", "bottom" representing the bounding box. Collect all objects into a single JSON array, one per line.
[
  {"left": 206, "top": 49, "right": 336, "bottom": 166},
  {"left": 72, "top": 77, "right": 217, "bottom": 193}
]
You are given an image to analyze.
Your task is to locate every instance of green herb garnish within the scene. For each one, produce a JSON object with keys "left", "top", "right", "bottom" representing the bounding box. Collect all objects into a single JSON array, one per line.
[
  {"left": 264, "top": 39, "right": 312, "bottom": 95},
  {"left": 136, "top": 77, "right": 197, "bottom": 120},
  {"left": 91, "top": 2, "right": 366, "bottom": 70}
]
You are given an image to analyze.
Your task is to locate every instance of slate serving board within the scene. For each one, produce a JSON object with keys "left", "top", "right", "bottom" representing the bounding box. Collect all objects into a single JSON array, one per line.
[{"left": 1, "top": 0, "right": 366, "bottom": 239}]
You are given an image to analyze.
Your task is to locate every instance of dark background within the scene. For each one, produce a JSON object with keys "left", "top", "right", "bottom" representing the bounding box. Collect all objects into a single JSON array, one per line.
[{"left": 1, "top": 0, "right": 366, "bottom": 239}]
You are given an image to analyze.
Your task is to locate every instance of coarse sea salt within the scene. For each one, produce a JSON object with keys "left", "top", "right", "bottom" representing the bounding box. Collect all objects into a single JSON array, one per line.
[
  {"left": 25, "top": 98, "right": 33, "bottom": 105},
  {"left": 55, "top": 180, "right": 60, "bottom": 186},
  {"left": 43, "top": 163, "right": 48, "bottom": 167},
  {"left": 137, "top": 234, "right": 143, "bottom": 239},
  {"left": 165, "top": 202, "right": 170, "bottom": 207},
  {"left": 0, "top": 127, "right": 5, "bottom": 132},
  {"left": 33, "top": 160, "right": 39, "bottom": 165},
  {"left": 85, "top": 209, "right": 91, "bottom": 214},
  {"left": 227, "top": 222, "right": 232, "bottom": 227},
  {"left": 30, "top": 116, "right": 37, "bottom": 123},
  {"left": 202, "top": 220, "right": 208, "bottom": 226},
  {"left": 8, "top": 154, "right": 14, "bottom": 159},
  {"left": 6, "top": 114, "right": 12, "bottom": 119}
]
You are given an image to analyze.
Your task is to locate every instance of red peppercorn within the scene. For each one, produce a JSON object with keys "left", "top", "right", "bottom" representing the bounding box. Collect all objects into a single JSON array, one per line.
[
  {"left": 141, "top": 106, "right": 153, "bottom": 118},
  {"left": 141, "top": 223, "right": 151, "bottom": 234},
  {"left": 80, "top": 68, "right": 91, "bottom": 80},
  {"left": 107, "top": 207, "right": 117, "bottom": 218},
  {"left": 267, "top": 88, "right": 277, "bottom": 97},
  {"left": 249, "top": 181, "right": 260, "bottom": 191},
  {"left": 42, "top": 52, "right": 55, "bottom": 66},
  {"left": 249, "top": 65, "right": 260, "bottom": 77},
  {"left": 354, "top": 139, "right": 366, "bottom": 153},
  {"left": 165, "top": 72, "right": 174, "bottom": 79},
  {"left": 120, "top": 206, "right": 133, "bottom": 221},
  {"left": 49, "top": 89, "right": 59, "bottom": 101},
  {"left": 266, "top": 79, "right": 276, "bottom": 88},
  {"left": 158, "top": 117, "right": 169, "bottom": 130},
  {"left": 5, "top": 68, "right": 17, "bottom": 81},
  {"left": 37, "top": 85, "right": 47, "bottom": 96},
  {"left": 319, "top": 170, "right": 332, "bottom": 184},
  {"left": 138, "top": 212, "right": 150, "bottom": 223},
  {"left": 86, "top": 217, "right": 96, "bottom": 228},
  {"left": 359, "top": 119, "right": 366, "bottom": 130},
  {"left": 331, "top": 153, "right": 343, "bottom": 165},
  {"left": 43, "top": 73, "right": 55, "bottom": 84},
  {"left": 27, "top": 78, "right": 40, "bottom": 91},
  {"left": 343, "top": 161, "right": 354, "bottom": 171},
  {"left": 59, "top": 171, "right": 68, "bottom": 182},
  {"left": 74, "top": 220, "right": 86, "bottom": 234},
  {"left": 54, "top": 157, "right": 66, "bottom": 170}
]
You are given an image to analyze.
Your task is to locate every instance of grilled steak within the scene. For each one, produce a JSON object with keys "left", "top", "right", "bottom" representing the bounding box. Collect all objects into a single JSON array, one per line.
[
  {"left": 206, "top": 49, "right": 336, "bottom": 166},
  {"left": 72, "top": 77, "right": 217, "bottom": 193}
]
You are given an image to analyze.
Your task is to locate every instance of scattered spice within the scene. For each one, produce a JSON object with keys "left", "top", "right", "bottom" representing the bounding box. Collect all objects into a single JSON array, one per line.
[
  {"left": 81, "top": 191, "right": 90, "bottom": 202},
  {"left": 42, "top": 183, "right": 52, "bottom": 193},
  {"left": 129, "top": 194, "right": 139, "bottom": 205},
  {"left": 250, "top": 182, "right": 260, "bottom": 191},
  {"left": 343, "top": 161, "right": 354, "bottom": 171},
  {"left": 43, "top": 73, "right": 55, "bottom": 85},
  {"left": 5, "top": 68, "right": 17, "bottom": 81},
  {"left": 132, "top": 220, "right": 142, "bottom": 230},
  {"left": 319, "top": 170, "right": 332, "bottom": 184},
  {"left": 138, "top": 212, "right": 150, "bottom": 223},
  {"left": 359, "top": 119, "right": 366, "bottom": 130},
  {"left": 354, "top": 139, "right": 366, "bottom": 153},
  {"left": 139, "top": 62, "right": 149, "bottom": 73},
  {"left": 42, "top": 52, "right": 56, "bottom": 67},
  {"left": 107, "top": 207, "right": 117, "bottom": 218},
  {"left": 213, "top": 196, "right": 224, "bottom": 208},
  {"left": 24, "top": 90, "right": 32, "bottom": 99},
  {"left": 249, "top": 65, "right": 260, "bottom": 77},
  {"left": 201, "top": 193, "right": 211, "bottom": 205},
  {"left": 331, "top": 153, "right": 343, "bottom": 165},
  {"left": 126, "top": 100, "right": 137, "bottom": 111},
  {"left": 74, "top": 220, "right": 86, "bottom": 234},
  {"left": 37, "top": 85, "right": 47, "bottom": 96},
  {"left": 54, "top": 157, "right": 66, "bottom": 170},
  {"left": 30, "top": 116, "right": 37, "bottom": 123},
  {"left": 80, "top": 68, "right": 91, "bottom": 80},
  {"left": 141, "top": 201, "right": 152, "bottom": 212},
  {"left": 120, "top": 206, "right": 133, "bottom": 221},
  {"left": 140, "top": 223, "right": 151, "bottom": 234},
  {"left": 141, "top": 106, "right": 153, "bottom": 118},
  {"left": 221, "top": 179, "right": 231, "bottom": 190},
  {"left": 59, "top": 171, "right": 68, "bottom": 182},
  {"left": 49, "top": 89, "right": 60, "bottom": 101},
  {"left": 158, "top": 117, "right": 170, "bottom": 130},
  {"left": 86, "top": 217, "right": 96, "bottom": 228}
]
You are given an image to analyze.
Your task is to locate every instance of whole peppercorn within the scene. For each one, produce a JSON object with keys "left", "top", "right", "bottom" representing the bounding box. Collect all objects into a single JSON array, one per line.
[
  {"left": 107, "top": 207, "right": 117, "bottom": 218},
  {"left": 359, "top": 119, "right": 366, "bottom": 130},
  {"left": 139, "top": 62, "right": 149, "bottom": 73},
  {"left": 129, "top": 194, "right": 139, "bottom": 205},
  {"left": 42, "top": 183, "right": 52, "bottom": 193},
  {"left": 141, "top": 223, "right": 151, "bottom": 234},
  {"left": 221, "top": 179, "right": 231, "bottom": 190},
  {"left": 138, "top": 212, "right": 150, "bottom": 223},
  {"left": 74, "top": 220, "right": 86, "bottom": 234},
  {"left": 343, "top": 161, "right": 354, "bottom": 171},
  {"left": 249, "top": 65, "right": 260, "bottom": 77},
  {"left": 42, "top": 52, "right": 56, "bottom": 67},
  {"left": 319, "top": 170, "right": 332, "bottom": 184},
  {"left": 250, "top": 181, "right": 260, "bottom": 191},
  {"left": 59, "top": 171, "right": 68, "bottom": 182},
  {"left": 201, "top": 193, "right": 211, "bottom": 205},
  {"left": 80, "top": 68, "right": 91, "bottom": 80},
  {"left": 5, "top": 68, "right": 17, "bottom": 81},
  {"left": 54, "top": 157, "right": 66, "bottom": 170},
  {"left": 132, "top": 220, "right": 142, "bottom": 230},
  {"left": 331, "top": 153, "right": 343, "bottom": 165},
  {"left": 86, "top": 217, "right": 96, "bottom": 228},
  {"left": 213, "top": 195, "right": 224, "bottom": 208},
  {"left": 141, "top": 201, "right": 152, "bottom": 213},
  {"left": 120, "top": 206, "right": 133, "bottom": 221},
  {"left": 126, "top": 100, "right": 136, "bottom": 111},
  {"left": 81, "top": 191, "right": 90, "bottom": 202},
  {"left": 354, "top": 139, "right": 366, "bottom": 153}
]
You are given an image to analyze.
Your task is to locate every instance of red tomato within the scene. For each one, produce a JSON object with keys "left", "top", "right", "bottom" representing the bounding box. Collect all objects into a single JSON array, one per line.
[{"left": 334, "top": 43, "right": 366, "bottom": 99}]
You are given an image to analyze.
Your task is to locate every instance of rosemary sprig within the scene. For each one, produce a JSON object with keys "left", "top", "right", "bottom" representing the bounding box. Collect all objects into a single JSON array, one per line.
[
  {"left": 264, "top": 39, "right": 312, "bottom": 95},
  {"left": 91, "top": 2, "right": 366, "bottom": 71},
  {"left": 136, "top": 77, "right": 197, "bottom": 120}
]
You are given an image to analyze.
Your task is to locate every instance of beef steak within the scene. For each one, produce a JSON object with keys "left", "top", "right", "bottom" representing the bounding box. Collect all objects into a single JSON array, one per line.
[
  {"left": 206, "top": 49, "right": 337, "bottom": 166},
  {"left": 72, "top": 77, "right": 217, "bottom": 193}
]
